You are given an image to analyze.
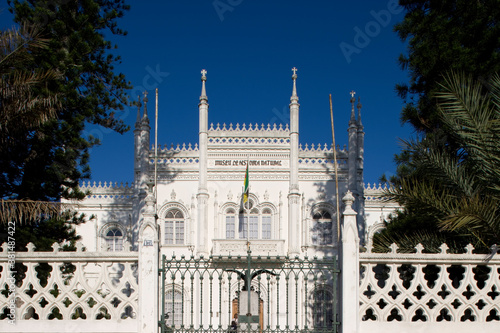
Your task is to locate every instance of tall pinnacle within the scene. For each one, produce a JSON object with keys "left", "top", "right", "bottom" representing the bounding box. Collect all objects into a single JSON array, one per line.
[
  {"left": 136, "top": 95, "right": 142, "bottom": 125},
  {"left": 357, "top": 97, "right": 363, "bottom": 126},
  {"left": 349, "top": 90, "right": 356, "bottom": 124},
  {"left": 200, "top": 69, "right": 208, "bottom": 103},
  {"left": 290, "top": 67, "right": 299, "bottom": 103},
  {"left": 143, "top": 91, "right": 149, "bottom": 120}
]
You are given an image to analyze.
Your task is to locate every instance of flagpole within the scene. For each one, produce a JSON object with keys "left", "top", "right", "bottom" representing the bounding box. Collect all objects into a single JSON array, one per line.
[
  {"left": 245, "top": 157, "right": 251, "bottom": 328},
  {"left": 154, "top": 88, "right": 159, "bottom": 221},
  {"left": 246, "top": 157, "right": 250, "bottom": 251},
  {"left": 330, "top": 94, "right": 341, "bottom": 242}
]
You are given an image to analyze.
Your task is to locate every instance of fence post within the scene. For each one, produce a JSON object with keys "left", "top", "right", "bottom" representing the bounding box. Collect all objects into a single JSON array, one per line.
[
  {"left": 138, "top": 186, "right": 159, "bottom": 333},
  {"left": 341, "top": 190, "right": 359, "bottom": 333}
]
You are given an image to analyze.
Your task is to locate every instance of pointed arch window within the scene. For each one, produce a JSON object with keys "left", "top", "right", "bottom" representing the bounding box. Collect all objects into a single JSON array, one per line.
[
  {"left": 225, "top": 203, "right": 274, "bottom": 240},
  {"left": 105, "top": 228, "right": 124, "bottom": 252},
  {"left": 262, "top": 208, "right": 272, "bottom": 239},
  {"left": 165, "top": 209, "right": 184, "bottom": 245},
  {"left": 226, "top": 209, "right": 236, "bottom": 239},
  {"left": 239, "top": 206, "right": 259, "bottom": 240},
  {"left": 246, "top": 208, "right": 259, "bottom": 239},
  {"left": 312, "top": 210, "right": 333, "bottom": 245}
]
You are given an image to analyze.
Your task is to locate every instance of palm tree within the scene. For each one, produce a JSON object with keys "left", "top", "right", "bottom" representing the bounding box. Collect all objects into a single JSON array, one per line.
[{"left": 375, "top": 72, "right": 500, "bottom": 252}]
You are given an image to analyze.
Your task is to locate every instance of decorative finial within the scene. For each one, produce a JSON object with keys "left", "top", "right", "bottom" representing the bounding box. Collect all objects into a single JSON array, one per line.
[
  {"left": 143, "top": 91, "right": 149, "bottom": 119},
  {"left": 342, "top": 190, "right": 356, "bottom": 215},
  {"left": 200, "top": 69, "right": 208, "bottom": 102},
  {"left": 290, "top": 67, "right": 298, "bottom": 103}
]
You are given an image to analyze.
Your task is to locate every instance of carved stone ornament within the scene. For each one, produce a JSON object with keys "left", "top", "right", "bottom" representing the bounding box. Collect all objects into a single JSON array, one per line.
[{"left": 318, "top": 190, "right": 326, "bottom": 200}]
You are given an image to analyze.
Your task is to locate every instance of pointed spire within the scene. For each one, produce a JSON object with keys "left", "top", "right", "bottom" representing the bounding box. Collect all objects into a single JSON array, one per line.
[
  {"left": 290, "top": 67, "right": 299, "bottom": 103},
  {"left": 142, "top": 91, "right": 149, "bottom": 120},
  {"left": 135, "top": 95, "right": 142, "bottom": 126},
  {"left": 349, "top": 90, "right": 356, "bottom": 124},
  {"left": 357, "top": 96, "right": 363, "bottom": 126},
  {"left": 200, "top": 69, "right": 208, "bottom": 103}
]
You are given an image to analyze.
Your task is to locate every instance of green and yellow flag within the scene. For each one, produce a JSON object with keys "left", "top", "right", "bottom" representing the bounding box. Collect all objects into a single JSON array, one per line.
[{"left": 243, "top": 162, "right": 249, "bottom": 203}]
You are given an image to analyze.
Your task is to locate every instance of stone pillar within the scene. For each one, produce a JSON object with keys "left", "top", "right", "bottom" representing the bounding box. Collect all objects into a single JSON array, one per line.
[
  {"left": 133, "top": 96, "right": 142, "bottom": 182},
  {"left": 288, "top": 67, "right": 301, "bottom": 255},
  {"left": 140, "top": 92, "right": 151, "bottom": 189},
  {"left": 347, "top": 94, "right": 358, "bottom": 195},
  {"left": 197, "top": 69, "right": 209, "bottom": 255},
  {"left": 356, "top": 98, "right": 365, "bottom": 243},
  {"left": 341, "top": 191, "right": 359, "bottom": 333},
  {"left": 356, "top": 97, "right": 364, "bottom": 173},
  {"left": 133, "top": 93, "right": 150, "bottom": 250},
  {"left": 138, "top": 185, "right": 159, "bottom": 333}
]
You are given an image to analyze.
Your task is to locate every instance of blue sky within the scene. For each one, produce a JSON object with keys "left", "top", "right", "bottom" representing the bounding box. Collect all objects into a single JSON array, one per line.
[{"left": 1, "top": 0, "right": 413, "bottom": 184}]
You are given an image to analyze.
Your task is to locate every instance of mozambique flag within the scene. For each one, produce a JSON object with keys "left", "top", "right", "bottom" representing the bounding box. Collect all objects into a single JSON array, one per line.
[{"left": 243, "top": 162, "right": 249, "bottom": 203}]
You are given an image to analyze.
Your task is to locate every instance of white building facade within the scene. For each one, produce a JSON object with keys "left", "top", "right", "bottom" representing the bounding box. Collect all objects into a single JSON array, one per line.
[
  {"left": 76, "top": 69, "right": 377, "bottom": 259},
  {"left": 3, "top": 70, "right": 497, "bottom": 333},
  {"left": 68, "top": 69, "right": 378, "bottom": 333}
]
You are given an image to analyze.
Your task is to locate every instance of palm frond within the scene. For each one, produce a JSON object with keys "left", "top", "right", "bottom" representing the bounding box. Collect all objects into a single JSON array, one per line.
[
  {"left": 436, "top": 72, "right": 500, "bottom": 187},
  {"left": 0, "top": 199, "right": 66, "bottom": 225},
  {"left": 372, "top": 228, "right": 465, "bottom": 254},
  {"left": 439, "top": 194, "right": 500, "bottom": 235}
]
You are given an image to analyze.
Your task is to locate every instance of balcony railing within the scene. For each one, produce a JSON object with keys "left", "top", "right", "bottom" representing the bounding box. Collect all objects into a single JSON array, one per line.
[{"left": 212, "top": 239, "right": 286, "bottom": 256}]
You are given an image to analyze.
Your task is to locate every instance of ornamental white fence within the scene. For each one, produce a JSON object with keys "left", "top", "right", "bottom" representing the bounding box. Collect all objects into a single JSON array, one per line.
[
  {"left": 0, "top": 242, "right": 138, "bottom": 333},
  {"left": 1, "top": 192, "right": 499, "bottom": 333},
  {"left": 356, "top": 243, "right": 500, "bottom": 333}
]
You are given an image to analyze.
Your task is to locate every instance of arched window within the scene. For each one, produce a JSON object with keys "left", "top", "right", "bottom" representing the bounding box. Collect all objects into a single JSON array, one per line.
[
  {"left": 165, "top": 289, "right": 183, "bottom": 327},
  {"left": 105, "top": 228, "right": 124, "bottom": 252},
  {"left": 225, "top": 202, "right": 274, "bottom": 240},
  {"left": 261, "top": 208, "right": 272, "bottom": 239},
  {"left": 237, "top": 200, "right": 254, "bottom": 239},
  {"left": 248, "top": 208, "right": 259, "bottom": 239},
  {"left": 165, "top": 209, "right": 184, "bottom": 245},
  {"left": 226, "top": 209, "right": 236, "bottom": 239},
  {"left": 312, "top": 211, "right": 333, "bottom": 245},
  {"left": 313, "top": 289, "right": 333, "bottom": 328}
]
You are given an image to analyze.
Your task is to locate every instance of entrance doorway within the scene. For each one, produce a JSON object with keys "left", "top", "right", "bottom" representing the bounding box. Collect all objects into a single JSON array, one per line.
[{"left": 232, "top": 298, "right": 264, "bottom": 330}]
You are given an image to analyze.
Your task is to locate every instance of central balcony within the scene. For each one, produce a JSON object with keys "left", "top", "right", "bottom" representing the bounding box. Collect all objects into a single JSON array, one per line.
[{"left": 212, "top": 239, "right": 286, "bottom": 257}]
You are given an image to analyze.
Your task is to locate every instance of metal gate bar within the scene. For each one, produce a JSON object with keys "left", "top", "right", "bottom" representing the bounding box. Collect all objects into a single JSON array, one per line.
[{"left": 159, "top": 251, "right": 340, "bottom": 333}]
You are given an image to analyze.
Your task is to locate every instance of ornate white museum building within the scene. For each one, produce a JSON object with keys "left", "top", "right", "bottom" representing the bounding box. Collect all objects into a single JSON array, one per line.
[
  {"left": 2, "top": 69, "right": 498, "bottom": 333},
  {"left": 74, "top": 68, "right": 391, "bottom": 258}
]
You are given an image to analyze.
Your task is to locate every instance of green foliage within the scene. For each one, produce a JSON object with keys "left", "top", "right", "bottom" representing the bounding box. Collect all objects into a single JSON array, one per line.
[
  {"left": 381, "top": 1, "right": 500, "bottom": 250},
  {"left": 377, "top": 72, "right": 500, "bottom": 252},
  {"left": 0, "top": 24, "right": 61, "bottom": 147},
  {"left": 2, "top": 0, "right": 131, "bottom": 203},
  {"left": 0, "top": 0, "right": 131, "bottom": 249},
  {"left": 373, "top": 210, "right": 476, "bottom": 253},
  {"left": 391, "top": 0, "right": 500, "bottom": 189},
  {"left": 395, "top": 0, "right": 500, "bottom": 133},
  {"left": 0, "top": 211, "right": 85, "bottom": 251}
]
